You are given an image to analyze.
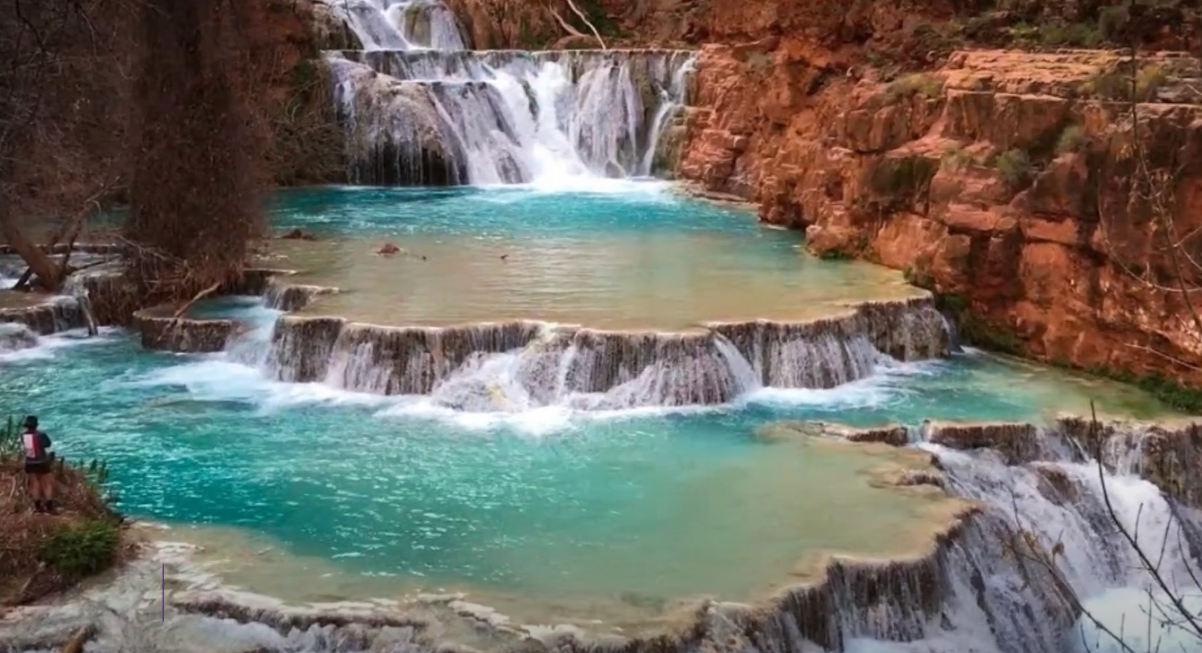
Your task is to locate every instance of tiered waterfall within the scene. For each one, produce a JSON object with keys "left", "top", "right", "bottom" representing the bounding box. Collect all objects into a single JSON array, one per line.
[{"left": 320, "top": 0, "right": 696, "bottom": 185}]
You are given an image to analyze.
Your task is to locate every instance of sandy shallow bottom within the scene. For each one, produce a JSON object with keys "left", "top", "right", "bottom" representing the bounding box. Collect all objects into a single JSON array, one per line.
[
  {"left": 130, "top": 439, "right": 964, "bottom": 637},
  {"left": 264, "top": 236, "right": 921, "bottom": 329},
  {"left": 257, "top": 185, "right": 921, "bottom": 329}
]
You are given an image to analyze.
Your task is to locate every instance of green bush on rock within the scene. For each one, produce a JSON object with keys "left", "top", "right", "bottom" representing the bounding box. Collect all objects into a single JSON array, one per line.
[{"left": 38, "top": 519, "right": 121, "bottom": 581}]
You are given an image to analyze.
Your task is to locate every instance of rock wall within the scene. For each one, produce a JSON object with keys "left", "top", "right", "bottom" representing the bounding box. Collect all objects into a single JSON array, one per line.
[{"left": 675, "top": 37, "right": 1202, "bottom": 389}]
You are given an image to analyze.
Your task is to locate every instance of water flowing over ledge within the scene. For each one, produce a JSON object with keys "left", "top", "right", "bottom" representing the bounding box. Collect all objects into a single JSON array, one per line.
[
  {"left": 312, "top": 0, "right": 696, "bottom": 186},
  {"left": 262, "top": 295, "right": 950, "bottom": 408},
  {"left": 328, "top": 48, "right": 696, "bottom": 185}
]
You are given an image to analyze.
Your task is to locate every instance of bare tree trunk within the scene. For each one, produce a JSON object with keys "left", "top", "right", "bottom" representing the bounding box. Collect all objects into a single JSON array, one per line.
[{"left": 0, "top": 210, "right": 63, "bottom": 291}]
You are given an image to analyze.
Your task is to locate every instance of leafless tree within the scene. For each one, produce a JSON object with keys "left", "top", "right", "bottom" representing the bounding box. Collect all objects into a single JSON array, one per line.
[{"left": 0, "top": 0, "right": 136, "bottom": 291}]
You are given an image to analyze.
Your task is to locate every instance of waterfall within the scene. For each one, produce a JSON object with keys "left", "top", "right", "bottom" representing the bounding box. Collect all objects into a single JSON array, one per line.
[
  {"left": 255, "top": 297, "right": 950, "bottom": 409},
  {"left": 317, "top": 0, "right": 697, "bottom": 185}
]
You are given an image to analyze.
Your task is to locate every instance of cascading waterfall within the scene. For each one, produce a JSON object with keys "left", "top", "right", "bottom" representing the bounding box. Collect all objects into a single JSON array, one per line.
[
  {"left": 251, "top": 294, "right": 951, "bottom": 410},
  {"left": 317, "top": 0, "right": 697, "bottom": 185}
]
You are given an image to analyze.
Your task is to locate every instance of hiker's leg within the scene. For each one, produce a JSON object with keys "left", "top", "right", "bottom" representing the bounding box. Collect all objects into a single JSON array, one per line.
[
  {"left": 41, "top": 472, "right": 56, "bottom": 513},
  {"left": 26, "top": 470, "right": 43, "bottom": 511}
]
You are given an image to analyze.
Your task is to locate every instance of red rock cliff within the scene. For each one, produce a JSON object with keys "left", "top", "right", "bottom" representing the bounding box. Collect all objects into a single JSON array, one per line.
[{"left": 629, "top": 1, "right": 1202, "bottom": 391}]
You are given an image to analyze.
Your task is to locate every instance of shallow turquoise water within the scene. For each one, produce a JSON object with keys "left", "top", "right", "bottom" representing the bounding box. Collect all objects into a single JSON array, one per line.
[
  {"left": 264, "top": 185, "right": 915, "bottom": 327},
  {"left": 0, "top": 327, "right": 1168, "bottom": 615},
  {"left": 0, "top": 186, "right": 1176, "bottom": 629}
]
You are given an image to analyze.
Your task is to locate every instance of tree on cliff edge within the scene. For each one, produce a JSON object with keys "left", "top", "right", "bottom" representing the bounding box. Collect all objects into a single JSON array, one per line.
[{"left": 124, "top": 0, "right": 267, "bottom": 304}]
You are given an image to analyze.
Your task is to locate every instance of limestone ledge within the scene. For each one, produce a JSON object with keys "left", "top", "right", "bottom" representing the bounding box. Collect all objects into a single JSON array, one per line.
[
  {"left": 0, "top": 295, "right": 87, "bottom": 337},
  {"left": 785, "top": 415, "right": 1202, "bottom": 510},
  {"left": 677, "top": 45, "right": 1202, "bottom": 389},
  {"left": 127, "top": 269, "right": 320, "bottom": 354},
  {"left": 132, "top": 306, "right": 240, "bottom": 354},
  {"left": 264, "top": 294, "right": 951, "bottom": 402},
  {"left": 16, "top": 469, "right": 987, "bottom": 653}
]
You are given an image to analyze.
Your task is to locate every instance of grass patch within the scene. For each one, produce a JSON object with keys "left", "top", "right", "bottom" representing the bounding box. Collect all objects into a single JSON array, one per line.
[
  {"left": 0, "top": 415, "right": 19, "bottom": 460},
  {"left": 994, "top": 148, "right": 1033, "bottom": 191},
  {"left": 1038, "top": 21, "right": 1102, "bottom": 47},
  {"left": 1, "top": 415, "right": 125, "bottom": 604},
  {"left": 882, "top": 74, "right": 944, "bottom": 105},
  {"left": 1056, "top": 124, "right": 1088, "bottom": 155}
]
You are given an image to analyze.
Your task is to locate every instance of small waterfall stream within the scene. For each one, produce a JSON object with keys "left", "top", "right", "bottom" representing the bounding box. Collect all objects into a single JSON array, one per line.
[{"left": 319, "top": 0, "right": 696, "bottom": 185}]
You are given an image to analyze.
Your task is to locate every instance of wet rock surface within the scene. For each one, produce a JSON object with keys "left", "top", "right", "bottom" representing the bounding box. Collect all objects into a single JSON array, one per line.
[{"left": 264, "top": 296, "right": 951, "bottom": 407}]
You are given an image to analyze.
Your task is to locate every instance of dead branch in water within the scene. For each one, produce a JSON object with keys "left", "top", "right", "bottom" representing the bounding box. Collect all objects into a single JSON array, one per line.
[{"left": 171, "top": 282, "right": 221, "bottom": 319}]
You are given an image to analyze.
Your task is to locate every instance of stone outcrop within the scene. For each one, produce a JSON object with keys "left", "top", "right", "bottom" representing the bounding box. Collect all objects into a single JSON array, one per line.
[
  {"left": 133, "top": 308, "right": 239, "bottom": 354},
  {"left": 677, "top": 43, "right": 1202, "bottom": 389},
  {"left": 0, "top": 296, "right": 88, "bottom": 336},
  {"left": 924, "top": 421, "right": 1043, "bottom": 465},
  {"left": 763, "top": 420, "right": 911, "bottom": 446}
]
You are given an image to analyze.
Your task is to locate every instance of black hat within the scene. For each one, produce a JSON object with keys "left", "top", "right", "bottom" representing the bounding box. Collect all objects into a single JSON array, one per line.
[{"left": 22, "top": 415, "right": 37, "bottom": 429}]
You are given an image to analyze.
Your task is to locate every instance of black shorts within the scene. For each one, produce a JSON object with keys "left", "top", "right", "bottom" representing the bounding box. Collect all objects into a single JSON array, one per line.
[{"left": 24, "top": 460, "right": 52, "bottom": 476}]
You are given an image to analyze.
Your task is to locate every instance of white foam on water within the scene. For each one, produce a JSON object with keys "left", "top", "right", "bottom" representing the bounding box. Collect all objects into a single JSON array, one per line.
[
  {"left": 738, "top": 359, "right": 936, "bottom": 410},
  {"left": 376, "top": 393, "right": 725, "bottom": 436},
  {"left": 132, "top": 358, "right": 396, "bottom": 412},
  {"left": 1074, "top": 588, "right": 1202, "bottom": 653},
  {"left": 0, "top": 326, "right": 119, "bottom": 363}
]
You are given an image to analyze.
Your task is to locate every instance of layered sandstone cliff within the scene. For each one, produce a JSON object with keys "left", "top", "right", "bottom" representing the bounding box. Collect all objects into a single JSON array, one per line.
[{"left": 679, "top": 44, "right": 1202, "bottom": 394}]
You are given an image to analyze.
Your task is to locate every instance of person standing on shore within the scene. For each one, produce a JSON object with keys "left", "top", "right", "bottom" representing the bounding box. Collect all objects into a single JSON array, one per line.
[{"left": 21, "top": 415, "right": 56, "bottom": 514}]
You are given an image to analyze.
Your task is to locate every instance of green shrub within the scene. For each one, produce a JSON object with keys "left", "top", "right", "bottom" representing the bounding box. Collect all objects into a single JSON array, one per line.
[
  {"left": 882, "top": 74, "right": 944, "bottom": 105},
  {"left": 870, "top": 156, "right": 939, "bottom": 196},
  {"left": 38, "top": 519, "right": 120, "bottom": 581},
  {"left": 995, "top": 148, "right": 1033, "bottom": 189},
  {"left": 1087, "top": 71, "right": 1131, "bottom": 100},
  {"left": 1055, "top": 124, "right": 1088, "bottom": 155},
  {"left": 1007, "top": 22, "right": 1039, "bottom": 41}
]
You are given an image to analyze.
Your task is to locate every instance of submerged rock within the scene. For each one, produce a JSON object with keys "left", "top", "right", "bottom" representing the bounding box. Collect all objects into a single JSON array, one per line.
[{"left": 760, "top": 420, "right": 910, "bottom": 446}]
